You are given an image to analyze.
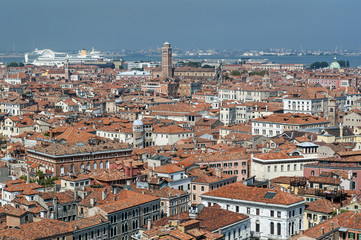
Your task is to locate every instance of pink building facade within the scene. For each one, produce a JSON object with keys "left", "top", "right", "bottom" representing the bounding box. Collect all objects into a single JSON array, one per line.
[{"left": 304, "top": 163, "right": 360, "bottom": 190}]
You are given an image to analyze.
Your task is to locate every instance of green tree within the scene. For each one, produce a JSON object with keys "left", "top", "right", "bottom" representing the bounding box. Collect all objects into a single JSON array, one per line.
[
  {"left": 309, "top": 61, "right": 329, "bottom": 69},
  {"left": 231, "top": 70, "right": 241, "bottom": 76},
  {"left": 7, "top": 62, "right": 19, "bottom": 67},
  {"left": 249, "top": 70, "right": 267, "bottom": 76},
  {"left": 320, "top": 62, "right": 329, "bottom": 68},
  {"left": 131, "top": 67, "right": 143, "bottom": 71},
  {"left": 202, "top": 64, "right": 214, "bottom": 68},
  {"left": 337, "top": 60, "right": 346, "bottom": 67},
  {"left": 183, "top": 62, "right": 201, "bottom": 68},
  {"left": 20, "top": 175, "right": 27, "bottom": 181}
]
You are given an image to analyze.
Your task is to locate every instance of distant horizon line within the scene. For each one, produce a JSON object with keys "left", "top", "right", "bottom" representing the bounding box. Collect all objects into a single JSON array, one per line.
[{"left": 0, "top": 47, "right": 361, "bottom": 54}]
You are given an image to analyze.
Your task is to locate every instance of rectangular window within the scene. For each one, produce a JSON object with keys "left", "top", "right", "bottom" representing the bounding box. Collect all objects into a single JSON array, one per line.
[
  {"left": 256, "top": 223, "right": 260, "bottom": 232},
  {"left": 270, "top": 210, "right": 274, "bottom": 217},
  {"left": 348, "top": 232, "right": 355, "bottom": 239}
]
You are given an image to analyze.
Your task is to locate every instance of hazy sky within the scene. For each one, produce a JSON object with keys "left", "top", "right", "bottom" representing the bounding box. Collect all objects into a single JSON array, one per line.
[{"left": 1, "top": 0, "right": 361, "bottom": 51}]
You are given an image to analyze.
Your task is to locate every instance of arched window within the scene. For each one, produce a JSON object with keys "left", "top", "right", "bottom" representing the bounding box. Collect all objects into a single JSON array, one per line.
[
  {"left": 256, "top": 220, "right": 260, "bottom": 232},
  {"left": 60, "top": 166, "right": 64, "bottom": 175},
  {"left": 87, "top": 163, "right": 90, "bottom": 170},
  {"left": 270, "top": 222, "right": 274, "bottom": 234},
  {"left": 289, "top": 223, "right": 292, "bottom": 235},
  {"left": 311, "top": 170, "right": 315, "bottom": 176},
  {"left": 93, "top": 162, "right": 97, "bottom": 170},
  {"left": 100, "top": 162, "right": 103, "bottom": 169},
  {"left": 106, "top": 161, "right": 109, "bottom": 169},
  {"left": 81, "top": 163, "right": 84, "bottom": 169},
  {"left": 70, "top": 164, "right": 74, "bottom": 172},
  {"left": 277, "top": 223, "right": 281, "bottom": 235}
]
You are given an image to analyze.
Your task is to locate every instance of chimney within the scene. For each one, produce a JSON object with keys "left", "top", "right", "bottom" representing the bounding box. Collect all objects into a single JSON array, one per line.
[
  {"left": 102, "top": 190, "right": 107, "bottom": 200},
  {"left": 321, "top": 227, "right": 324, "bottom": 236},
  {"left": 339, "top": 123, "right": 344, "bottom": 140},
  {"left": 40, "top": 209, "right": 46, "bottom": 218},
  {"left": 125, "top": 166, "right": 130, "bottom": 178},
  {"left": 53, "top": 198, "right": 58, "bottom": 220},
  {"left": 90, "top": 198, "right": 95, "bottom": 207},
  {"left": 147, "top": 219, "right": 152, "bottom": 230},
  {"left": 74, "top": 191, "right": 77, "bottom": 200},
  {"left": 216, "top": 168, "right": 222, "bottom": 178},
  {"left": 26, "top": 167, "right": 30, "bottom": 184},
  {"left": 129, "top": 161, "right": 133, "bottom": 177}
]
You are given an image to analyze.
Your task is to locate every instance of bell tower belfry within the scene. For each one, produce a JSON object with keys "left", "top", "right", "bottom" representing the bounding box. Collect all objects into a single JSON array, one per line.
[{"left": 161, "top": 42, "right": 173, "bottom": 78}]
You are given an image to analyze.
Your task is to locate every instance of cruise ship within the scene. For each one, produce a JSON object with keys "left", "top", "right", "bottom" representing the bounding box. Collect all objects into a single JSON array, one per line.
[{"left": 24, "top": 48, "right": 111, "bottom": 66}]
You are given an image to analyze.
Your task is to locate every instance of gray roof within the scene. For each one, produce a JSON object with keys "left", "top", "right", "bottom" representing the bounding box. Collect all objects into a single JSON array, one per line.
[{"left": 296, "top": 142, "right": 319, "bottom": 147}]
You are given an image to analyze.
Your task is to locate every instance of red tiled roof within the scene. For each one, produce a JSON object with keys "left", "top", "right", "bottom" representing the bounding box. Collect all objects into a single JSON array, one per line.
[{"left": 202, "top": 182, "right": 304, "bottom": 205}]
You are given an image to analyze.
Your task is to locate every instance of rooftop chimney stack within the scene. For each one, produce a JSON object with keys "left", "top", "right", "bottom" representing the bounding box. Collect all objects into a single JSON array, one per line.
[{"left": 147, "top": 219, "right": 152, "bottom": 230}]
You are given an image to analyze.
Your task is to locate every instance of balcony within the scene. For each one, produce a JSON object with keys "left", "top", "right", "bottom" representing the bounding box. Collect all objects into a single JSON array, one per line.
[
  {"left": 267, "top": 234, "right": 281, "bottom": 240},
  {"left": 251, "top": 231, "right": 261, "bottom": 238}
]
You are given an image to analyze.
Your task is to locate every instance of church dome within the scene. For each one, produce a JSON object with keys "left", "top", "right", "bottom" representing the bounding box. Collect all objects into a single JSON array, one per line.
[
  {"left": 133, "top": 119, "right": 143, "bottom": 126},
  {"left": 329, "top": 57, "right": 340, "bottom": 69}
]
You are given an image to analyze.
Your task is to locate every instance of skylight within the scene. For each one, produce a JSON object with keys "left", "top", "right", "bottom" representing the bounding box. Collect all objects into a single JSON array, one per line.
[{"left": 264, "top": 192, "right": 277, "bottom": 199}]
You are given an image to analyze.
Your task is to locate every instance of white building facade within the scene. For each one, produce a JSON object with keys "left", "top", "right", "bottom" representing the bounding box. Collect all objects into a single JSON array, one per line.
[{"left": 201, "top": 184, "right": 305, "bottom": 240}]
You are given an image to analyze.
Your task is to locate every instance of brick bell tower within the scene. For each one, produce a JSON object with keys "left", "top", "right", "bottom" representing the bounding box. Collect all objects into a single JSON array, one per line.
[{"left": 161, "top": 42, "right": 173, "bottom": 78}]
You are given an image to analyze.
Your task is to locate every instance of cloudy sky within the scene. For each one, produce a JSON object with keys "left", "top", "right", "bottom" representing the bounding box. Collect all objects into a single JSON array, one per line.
[{"left": 1, "top": 0, "right": 360, "bottom": 51}]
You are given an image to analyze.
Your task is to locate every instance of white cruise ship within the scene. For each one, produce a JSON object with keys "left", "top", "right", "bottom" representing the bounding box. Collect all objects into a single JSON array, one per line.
[{"left": 24, "top": 48, "right": 111, "bottom": 66}]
